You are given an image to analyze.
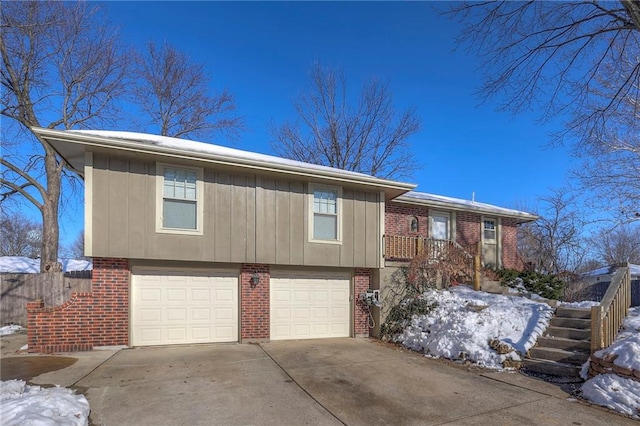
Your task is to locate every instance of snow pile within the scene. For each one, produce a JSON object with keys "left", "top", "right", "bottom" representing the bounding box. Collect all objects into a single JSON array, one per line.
[
  {"left": 561, "top": 300, "right": 600, "bottom": 308},
  {"left": 0, "top": 380, "right": 90, "bottom": 426},
  {"left": 580, "top": 307, "right": 640, "bottom": 418},
  {"left": 398, "top": 286, "right": 554, "bottom": 369},
  {"left": 0, "top": 257, "right": 92, "bottom": 273},
  {"left": 581, "top": 375, "right": 640, "bottom": 418},
  {"left": 0, "top": 325, "right": 24, "bottom": 336}
]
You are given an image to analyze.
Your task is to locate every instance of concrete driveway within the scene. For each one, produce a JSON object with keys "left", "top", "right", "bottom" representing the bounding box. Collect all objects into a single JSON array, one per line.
[{"left": 70, "top": 338, "right": 634, "bottom": 426}]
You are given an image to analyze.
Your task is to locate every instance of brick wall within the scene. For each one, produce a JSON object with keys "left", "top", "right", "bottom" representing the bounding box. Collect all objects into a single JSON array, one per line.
[
  {"left": 27, "top": 257, "right": 129, "bottom": 353},
  {"left": 456, "top": 212, "right": 481, "bottom": 248},
  {"left": 240, "top": 264, "right": 270, "bottom": 341},
  {"left": 354, "top": 268, "right": 372, "bottom": 337},
  {"left": 501, "top": 218, "right": 522, "bottom": 270},
  {"left": 385, "top": 202, "right": 429, "bottom": 237}
]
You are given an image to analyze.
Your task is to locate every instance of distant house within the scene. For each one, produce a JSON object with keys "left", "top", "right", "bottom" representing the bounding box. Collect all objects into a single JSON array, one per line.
[
  {"left": 577, "top": 264, "right": 640, "bottom": 306},
  {"left": 27, "top": 128, "right": 537, "bottom": 352}
]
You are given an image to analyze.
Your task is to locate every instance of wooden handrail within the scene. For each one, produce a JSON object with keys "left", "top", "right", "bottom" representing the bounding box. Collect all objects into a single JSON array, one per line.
[
  {"left": 384, "top": 235, "right": 475, "bottom": 285},
  {"left": 591, "top": 264, "right": 632, "bottom": 352}
]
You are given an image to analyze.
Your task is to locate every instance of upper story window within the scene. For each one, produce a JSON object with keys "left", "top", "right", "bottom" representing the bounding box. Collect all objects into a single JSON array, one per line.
[
  {"left": 309, "top": 184, "right": 341, "bottom": 242},
  {"left": 156, "top": 163, "right": 203, "bottom": 235},
  {"left": 484, "top": 219, "right": 496, "bottom": 242}
]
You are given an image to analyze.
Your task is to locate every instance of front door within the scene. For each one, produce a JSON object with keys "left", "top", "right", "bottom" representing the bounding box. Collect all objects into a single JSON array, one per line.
[
  {"left": 429, "top": 212, "right": 450, "bottom": 240},
  {"left": 482, "top": 218, "right": 498, "bottom": 268}
]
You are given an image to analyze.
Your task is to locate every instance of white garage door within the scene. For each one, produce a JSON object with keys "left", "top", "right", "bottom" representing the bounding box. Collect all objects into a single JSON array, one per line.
[
  {"left": 270, "top": 272, "right": 351, "bottom": 340},
  {"left": 131, "top": 270, "right": 238, "bottom": 346}
]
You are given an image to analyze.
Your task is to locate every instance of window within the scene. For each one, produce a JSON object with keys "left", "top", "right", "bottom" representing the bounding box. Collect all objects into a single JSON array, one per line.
[
  {"left": 310, "top": 184, "right": 341, "bottom": 242},
  {"left": 484, "top": 219, "right": 496, "bottom": 242},
  {"left": 410, "top": 216, "right": 419, "bottom": 232},
  {"left": 156, "top": 164, "right": 203, "bottom": 234}
]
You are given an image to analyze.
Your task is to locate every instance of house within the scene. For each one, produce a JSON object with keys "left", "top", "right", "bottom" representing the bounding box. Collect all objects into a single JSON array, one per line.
[
  {"left": 27, "top": 128, "right": 536, "bottom": 352},
  {"left": 371, "top": 191, "right": 537, "bottom": 337}
]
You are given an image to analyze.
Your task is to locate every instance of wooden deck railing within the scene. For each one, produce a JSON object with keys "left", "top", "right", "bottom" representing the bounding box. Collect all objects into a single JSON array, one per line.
[
  {"left": 591, "top": 264, "right": 632, "bottom": 352},
  {"left": 384, "top": 235, "right": 477, "bottom": 286}
]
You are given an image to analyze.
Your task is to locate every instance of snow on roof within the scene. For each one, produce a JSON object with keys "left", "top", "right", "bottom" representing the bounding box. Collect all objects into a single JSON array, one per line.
[
  {"left": 582, "top": 264, "right": 640, "bottom": 278},
  {"left": 71, "top": 130, "right": 375, "bottom": 180},
  {"left": 396, "top": 191, "right": 537, "bottom": 221},
  {"left": 0, "top": 257, "right": 92, "bottom": 273}
]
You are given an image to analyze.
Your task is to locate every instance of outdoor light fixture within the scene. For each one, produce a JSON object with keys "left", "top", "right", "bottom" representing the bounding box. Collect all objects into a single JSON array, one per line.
[{"left": 250, "top": 273, "right": 260, "bottom": 287}]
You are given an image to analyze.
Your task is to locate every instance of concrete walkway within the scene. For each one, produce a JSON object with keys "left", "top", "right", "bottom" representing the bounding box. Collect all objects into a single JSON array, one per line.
[{"left": 15, "top": 338, "right": 637, "bottom": 425}]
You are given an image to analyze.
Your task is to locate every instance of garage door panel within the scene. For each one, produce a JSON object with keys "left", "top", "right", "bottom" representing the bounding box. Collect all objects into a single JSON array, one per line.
[
  {"left": 132, "top": 271, "right": 238, "bottom": 346},
  {"left": 271, "top": 272, "right": 351, "bottom": 340}
]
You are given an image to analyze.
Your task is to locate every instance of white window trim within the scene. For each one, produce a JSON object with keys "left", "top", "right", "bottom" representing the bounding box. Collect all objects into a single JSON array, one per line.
[
  {"left": 482, "top": 217, "right": 497, "bottom": 244},
  {"left": 155, "top": 162, "right": 204, "bottom": 235},
  {"left": 308, "top": 183, "right": 342, "bottom": 244}
]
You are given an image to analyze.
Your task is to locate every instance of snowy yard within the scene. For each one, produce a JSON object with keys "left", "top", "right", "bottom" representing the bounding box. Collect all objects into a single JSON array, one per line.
[{"left": 395, "top": 286, "right": 640, "bottom": 419}]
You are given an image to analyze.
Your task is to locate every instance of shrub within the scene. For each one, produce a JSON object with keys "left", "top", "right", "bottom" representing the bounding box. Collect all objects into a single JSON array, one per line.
[
  {"left": 495, "top": 268, "right": 565, "bottom": 300},
  {"left": 380, "top": 297, "right": 437, "bottom": 340}
]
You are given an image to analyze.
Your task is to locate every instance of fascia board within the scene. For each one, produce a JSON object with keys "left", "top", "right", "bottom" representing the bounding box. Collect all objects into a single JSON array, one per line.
[{"left": 33, "top": 127, "right": 416, "bottom": 195}]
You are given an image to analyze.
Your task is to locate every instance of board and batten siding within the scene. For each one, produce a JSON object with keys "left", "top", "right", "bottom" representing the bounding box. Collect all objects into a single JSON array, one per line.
[{"left": 90, "top": 154, "right": 382, "bottom": 268}]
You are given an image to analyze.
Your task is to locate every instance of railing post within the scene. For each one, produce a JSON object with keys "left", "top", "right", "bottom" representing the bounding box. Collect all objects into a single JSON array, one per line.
[
  {"left": 591, "top": 305, "right": 603, "bottom": 353},
  {"left": 473, "top": 241, "right": 481, "bottom": 291}
]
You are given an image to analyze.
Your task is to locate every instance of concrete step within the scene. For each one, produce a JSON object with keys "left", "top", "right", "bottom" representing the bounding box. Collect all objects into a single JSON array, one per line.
[
  {"left": 536, "top": 336, "right": 591, "bottom": 352},
  {"left": 528, "top": 347, "right": 590, "bottom": 366},
  {"left": 480, "top": 280, "right": 507, "bottom": 295},
  {"left": 555, "top": 307, "right": 591, "bottom": 319},
  {"left": 549, "top": 317, "right": 591, "bottom": 329},
  {"left": 521, "top": 358, "right": 582, "bottom": 378},
  {"left": 545, "top": 326, "right": 591, "bottom": 340}
]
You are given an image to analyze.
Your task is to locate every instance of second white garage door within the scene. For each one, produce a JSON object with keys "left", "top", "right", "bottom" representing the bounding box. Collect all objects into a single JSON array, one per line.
[
  {"left": 270, "top": 272, "right": 351, "bottom": 340},
  {"left": 131, "top": 270, "right": 238, "bottom": 346}
]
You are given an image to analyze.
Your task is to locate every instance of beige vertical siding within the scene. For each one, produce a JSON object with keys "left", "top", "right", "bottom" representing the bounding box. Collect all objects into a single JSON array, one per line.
[{"left": 90, "top": 153, "right": 382, "bottom": 268}]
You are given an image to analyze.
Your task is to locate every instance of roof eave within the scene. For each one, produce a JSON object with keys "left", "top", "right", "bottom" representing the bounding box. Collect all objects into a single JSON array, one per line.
[
  {"left": 393, "top": 195, "right": 538, "bottom": 223},
  {"left": 33, "top": 127, "right": 416, "bottom": 197}
]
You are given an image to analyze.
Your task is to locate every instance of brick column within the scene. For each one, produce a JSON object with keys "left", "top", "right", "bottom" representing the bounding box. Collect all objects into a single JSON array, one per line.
[
  {"left": 354, "top": 268, "right": 372, "bottom": 337},
  {"left": 240, "top": 264, "right": 270, "bottom": 342},
  {"left": 92, "top": 258, "right": 130, "bottom": 347}
]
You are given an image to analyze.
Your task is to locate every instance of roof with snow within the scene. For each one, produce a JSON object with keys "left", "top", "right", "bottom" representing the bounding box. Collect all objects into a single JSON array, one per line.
[
  {"left": 394, "top": 191, "right": 538, "bottom": 223},
  {"left": 582, "top": 263, "right": 640, "bottom": 278},
  {"left": 33, "top": 128, "right": 416, "bottom": 200}
]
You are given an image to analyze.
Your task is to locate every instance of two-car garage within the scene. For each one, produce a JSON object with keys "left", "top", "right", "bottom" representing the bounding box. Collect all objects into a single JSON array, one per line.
[{"left": 130, "top": 268, "right": 353, "bottom": 346}]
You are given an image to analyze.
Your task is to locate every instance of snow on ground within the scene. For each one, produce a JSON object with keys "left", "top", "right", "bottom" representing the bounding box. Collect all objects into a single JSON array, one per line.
[
  {"left": 1, "top": 325, "right": 88, "bottom": 424},
  {"left": 0, "top": 257, "right": 92, "bottom": 273},
  {"left": 0, "top": 325, "right": 24, "bottom": 337},
  {"left": 580, "top": 307, "right": 640, "bottom": 418},
  {"left": 0, "top": 380, "right": 90, "bottom": 426},
  {"left": 560, "top": 300, "right": 600, "bottom": 308},
  {"left": 398, "top": 286, "right": 554, "bottom": 369}
]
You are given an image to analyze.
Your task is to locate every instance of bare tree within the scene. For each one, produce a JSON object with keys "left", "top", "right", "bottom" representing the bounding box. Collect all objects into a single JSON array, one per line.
[
  {"left": 589, "top": 224, "right": 640, "bottom": 264},
  {"left": 517, "top": 189, "right": 587, "bottom": 274},
  {"left": 270, "top": 64, "right": 421, "bottom": 180},
  {"left": 0, "top": 211, "right": 41, "bottom": 258},
  {"left": 1, "top": 1, "right": 128, "bottom": 271},
  {"left": 132, "top": 41, "right": 244, "bottom": 140},
  {"left": 449, "top": 1, "right": 640, "bottom": 219}
]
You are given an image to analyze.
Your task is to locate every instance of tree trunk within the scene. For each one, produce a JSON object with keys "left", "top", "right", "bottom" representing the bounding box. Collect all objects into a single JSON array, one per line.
[{"left": 40, "top": 144, "right": 61, "bottom": 273}]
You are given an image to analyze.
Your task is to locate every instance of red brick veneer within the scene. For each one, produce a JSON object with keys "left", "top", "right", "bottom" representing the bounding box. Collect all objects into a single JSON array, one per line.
[
  {"left": 354, "top": 268, "right": 372, "bottom": 337},
  {"left": 27, "top": 258, "right": 129, "bottom": 353},
  {"left": 501, "top": 218, "right": 521, "bottom": 270},
  {"left": 385, "top": 202, "right": 429, "bottom": 237},
  {"left": 240, "top": 264, "right": 270, "bottom": 341},
  {"left": 456, "top": 212, "right": 481, "bottom": 248}
]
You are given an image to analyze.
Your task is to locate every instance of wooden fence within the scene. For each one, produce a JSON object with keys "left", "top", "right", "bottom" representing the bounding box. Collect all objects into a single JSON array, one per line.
[
  {"left": 591, "top": 264, "right": 632, "bottom": 352},
  {"left": 1, "top": 272, "right": 92, "bottom": 326}
]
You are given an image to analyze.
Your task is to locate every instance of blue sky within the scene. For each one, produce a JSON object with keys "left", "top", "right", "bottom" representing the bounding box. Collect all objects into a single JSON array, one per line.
[{"left": 54, "top": 1, "right": 575, "bottom": 247}]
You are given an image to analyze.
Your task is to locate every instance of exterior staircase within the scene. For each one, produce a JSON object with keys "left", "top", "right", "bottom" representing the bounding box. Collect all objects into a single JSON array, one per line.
[{"left": 522, "top": 306, "right": 591, "bottom": 378}]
